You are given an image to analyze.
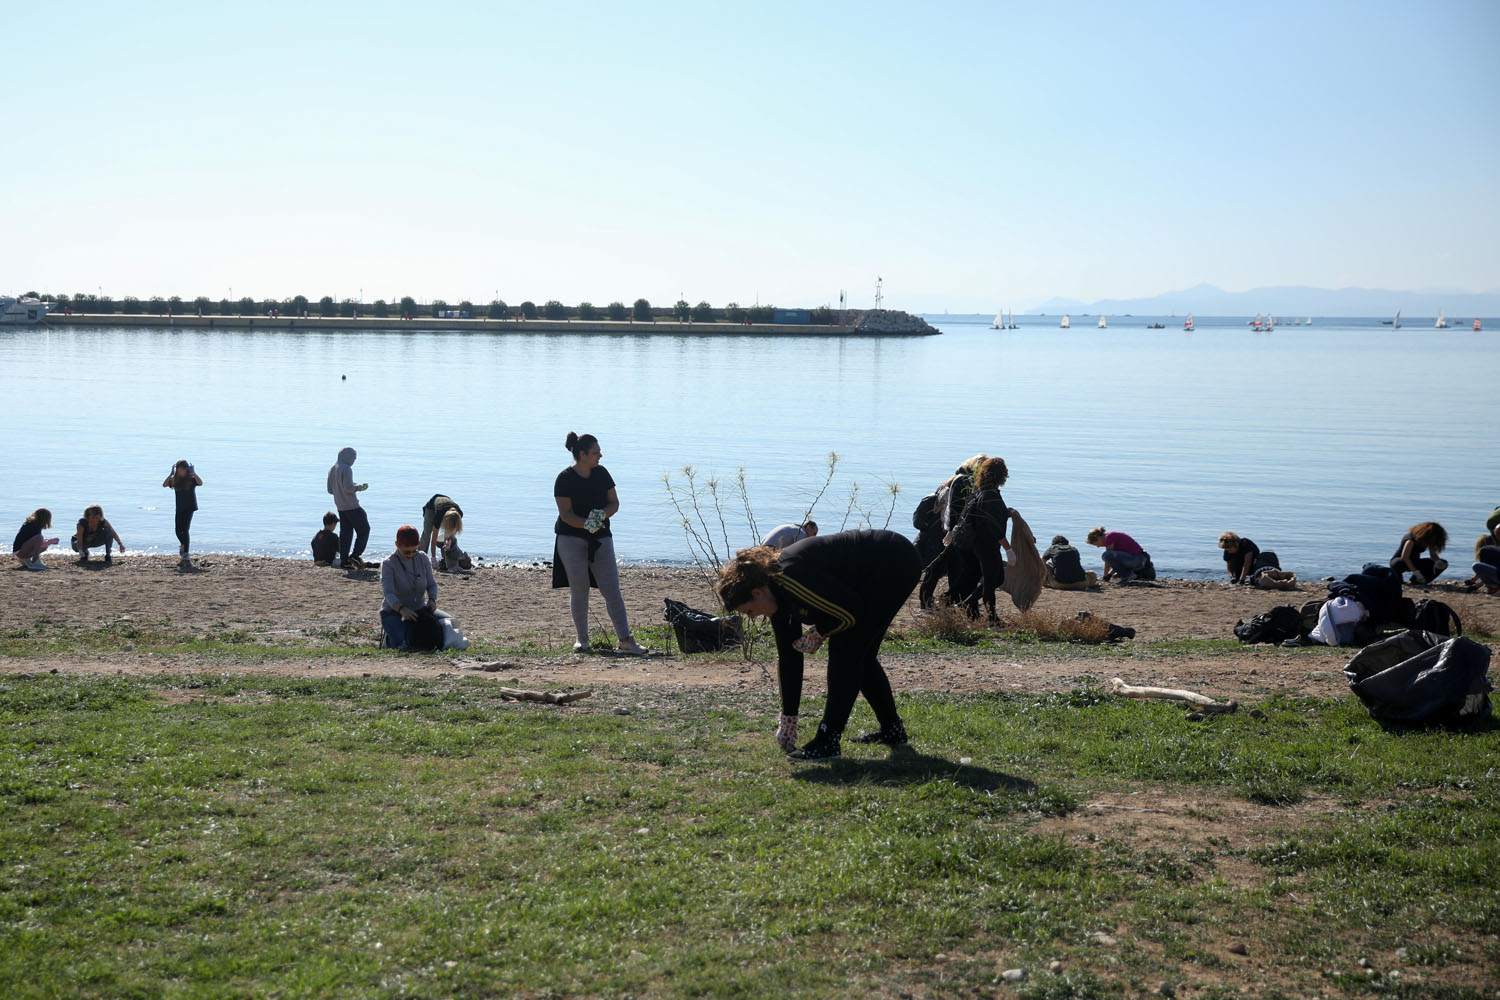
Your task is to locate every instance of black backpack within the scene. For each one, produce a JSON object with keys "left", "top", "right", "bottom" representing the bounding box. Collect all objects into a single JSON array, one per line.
[
  {"left": 1234, "top": 605, "right": 1302, "bottom": 644},
  {"left": 1408, "top": 599, "right": 1462, "bottom": 637},
  {"left": 912, "top": 492, "right": 941, "bottom": 532},
  {"left": 406, "top": 608, "right": 445, "bottom": 651},
  {"left": 1137, "top": 553, "right": 1157, "bottom": 581}
]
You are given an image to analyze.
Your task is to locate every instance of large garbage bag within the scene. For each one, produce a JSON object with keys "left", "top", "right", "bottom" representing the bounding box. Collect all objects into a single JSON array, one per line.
[
  {"left": 1343, "top": 630, "right": 1492, "bottom": 723},
  {"left": 663, "top": 598, "right": 743, "bottom": 653}
]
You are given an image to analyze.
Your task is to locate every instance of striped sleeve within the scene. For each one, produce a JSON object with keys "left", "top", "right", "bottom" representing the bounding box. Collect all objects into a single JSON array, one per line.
[{"left": 773, "top": 572, "right": 858, "bottom": 636}]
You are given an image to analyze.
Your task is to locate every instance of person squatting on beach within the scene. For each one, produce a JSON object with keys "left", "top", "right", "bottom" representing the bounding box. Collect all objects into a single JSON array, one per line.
[
  {"left": 420, "top": 495, "right": 471, "bottom": 571},
  {"left": 163, "top": 459, "right": 202, "bottom": 568},
  {"left": 12, "top": 508, "right": 59, "bottom": 571},
  {"left": 72, "top": 505, "right": 124, "bottom": 564},
  {"left": 1472, "top": 534, "right": 1500, "bottom": 595},
  {"left": 327, "top": 447, "right": 370, "bottom": 570},
  {"left": 552, "top": 432, "right": 648, "bottom": 655},
  {"left": 1389, "top": 521, "right": 1448, "bottom": 585},
  {"left": 761, "top": 520, "right": 818, "bottom": 550},
  {"left": 1042, "top": 535, "right": 1094, "bottom": 589},
  {"left": 379, "top": 525, "right": 439, "bottom": 649},
  {"left": 311, "top": 512, "right": 340, "bottom": 565},
  {"left": 1087, "top": 526, "right": 1146, "bottom": 583},
  {"left": 717, "top": 530, "right": 923, "bottom": 762}
]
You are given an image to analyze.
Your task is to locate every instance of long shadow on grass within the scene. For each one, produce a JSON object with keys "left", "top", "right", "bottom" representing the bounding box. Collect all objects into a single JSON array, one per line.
[{"left": 791, "top": 746, "right": 1035, "bottom": 794}]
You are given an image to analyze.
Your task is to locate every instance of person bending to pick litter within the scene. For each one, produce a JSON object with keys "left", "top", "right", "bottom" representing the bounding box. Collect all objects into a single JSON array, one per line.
[{"left": 716, "top": 529, "right": 922, "bottom": 762}]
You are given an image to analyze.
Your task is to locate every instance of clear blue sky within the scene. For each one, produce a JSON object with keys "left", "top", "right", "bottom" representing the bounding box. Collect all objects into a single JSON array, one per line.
[{"left": 6, "top": 0, "right": 1497, "bottom": 311}]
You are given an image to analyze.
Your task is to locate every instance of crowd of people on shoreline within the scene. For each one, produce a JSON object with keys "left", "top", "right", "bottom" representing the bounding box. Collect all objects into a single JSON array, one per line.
[{"left": 8, "top": 443, "right": 1499, "bottom": 763}]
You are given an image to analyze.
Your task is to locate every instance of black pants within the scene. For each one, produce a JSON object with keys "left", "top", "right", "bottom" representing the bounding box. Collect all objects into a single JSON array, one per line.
[
  {"left": 175, "top": 509, "right": 193, "bottom": 554},
  {"left": 339, "top": 507, "right": 371, "bottom": 563},
  {"left": 820, "top": 539, "right": 923, "bottom": 739}
]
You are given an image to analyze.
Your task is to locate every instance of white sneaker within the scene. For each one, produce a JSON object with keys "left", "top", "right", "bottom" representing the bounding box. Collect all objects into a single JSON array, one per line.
[{"left": 25, "top": 558, "right": 47, "bottom": 571}]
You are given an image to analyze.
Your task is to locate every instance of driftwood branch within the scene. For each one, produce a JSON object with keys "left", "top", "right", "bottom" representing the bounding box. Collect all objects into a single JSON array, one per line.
[
  {"left": 495, "top": 687, "right": 593, "bottom": 705},
  {"left": 1108, "top": 677, "right": 1237, "bottom": 713}
]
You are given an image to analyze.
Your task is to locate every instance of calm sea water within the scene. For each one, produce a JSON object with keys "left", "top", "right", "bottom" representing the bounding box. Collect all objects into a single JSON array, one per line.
[{"left": 2, "top": 316, "right": 1493, "bottom": 579}]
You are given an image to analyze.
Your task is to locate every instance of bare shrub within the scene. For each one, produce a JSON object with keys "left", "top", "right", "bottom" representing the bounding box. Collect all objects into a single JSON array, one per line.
[
  {"left": 1002, "top": 609, "right": 1112, "bottom": 643},
  {"left": 906, "top": 603, "right": 988, "bottom": 646}
]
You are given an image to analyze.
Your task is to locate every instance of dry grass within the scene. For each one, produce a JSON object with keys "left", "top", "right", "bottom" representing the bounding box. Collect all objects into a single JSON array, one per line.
[{"left": 906, "top": 603, "right": 1114, "bottom": 645}]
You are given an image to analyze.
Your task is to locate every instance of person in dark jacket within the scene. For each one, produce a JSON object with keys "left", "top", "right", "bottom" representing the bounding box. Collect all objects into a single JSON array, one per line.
[
  {"left": 716, "top": 530, "right": 922, "bottom": 762},
  {"left": 1042, "top": 535, "right": 1089, "bottom": 588}
]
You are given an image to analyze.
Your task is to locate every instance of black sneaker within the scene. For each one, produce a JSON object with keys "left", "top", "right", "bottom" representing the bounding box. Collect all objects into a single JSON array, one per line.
[
  {"left": 855, "top": 722, "right": 909, "bottom": 746},
  {"left": 104, "top": 553, "right": 112, "bottom": 566},
  {"left": 787, "top": 734, "right": 841, "bottom": 762}
]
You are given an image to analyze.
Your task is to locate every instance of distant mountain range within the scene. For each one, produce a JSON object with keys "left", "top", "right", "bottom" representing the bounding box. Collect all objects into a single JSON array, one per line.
[{"left": 1027, "top": 283, "right": 1500, "bottom": 317}]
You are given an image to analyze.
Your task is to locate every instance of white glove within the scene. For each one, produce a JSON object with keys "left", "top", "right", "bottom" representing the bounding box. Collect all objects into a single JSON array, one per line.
[{"left": 775, "top": 715, "right": 799, "bottom": 751}]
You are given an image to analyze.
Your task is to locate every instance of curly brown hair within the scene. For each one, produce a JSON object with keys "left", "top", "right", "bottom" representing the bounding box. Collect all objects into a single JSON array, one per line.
[
  {"left": 715, "top": 546, "right": 780, "bottom": 611},
  {"left": 977, "top": 456, "right": 1008, "bottom": 490},
  {"left": 1408, "top": 521, "right": 1447, "bottom": 553}
]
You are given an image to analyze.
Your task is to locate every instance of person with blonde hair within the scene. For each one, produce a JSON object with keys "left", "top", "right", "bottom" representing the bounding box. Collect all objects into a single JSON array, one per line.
[
  {"left": 71, "top": 504, "right": 124, "bottom": 565},
  {"left": 12, "top": 508, "right": 59, "bottom": 571},
  {"left": 1390, "top": 521, "right": 1448, "bottom": 585},
  {"left": 717, "top": 530, "right": 921, "bottom": 762}
]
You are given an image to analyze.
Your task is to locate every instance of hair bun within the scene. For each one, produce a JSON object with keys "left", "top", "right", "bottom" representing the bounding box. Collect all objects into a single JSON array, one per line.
[{"left": 565, "top": 431, "right": 579, "bottom": 452}]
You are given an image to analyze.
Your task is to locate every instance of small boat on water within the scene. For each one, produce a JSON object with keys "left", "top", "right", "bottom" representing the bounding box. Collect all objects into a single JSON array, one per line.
[
  {"left": 1306, "top": 317, "right": 1312, "bottom": 325},
  {"left": 1008, "top": 310, "right": 1018, "bottom": 329},
  {"left": 1183, "top": 314, "right": 1195, "bottom": 331},
  {"left": 0, "top": 295, "right": 53, "bottom": 325},
  {"left": 1097, "top": 315, "right": 1107, "bottom": 329},
  {"left": 1147, "top": 322, "right": 1165, "bottom": 329},
  {"left": 1435, "top": 308, "right": 1448, "bottom": 329},
  {"left": 992, "top": 310, "right": 1004, "bottom": 329},
  {"left": 1251, "top": 313, "right": 1263, "bottom": 331},
  {"left": 1383, "top": 310, "right": 1401, "bottom": 328},
  {"left": 1060, "top": 315, "right": 1070, "bottom": 329},
  {"left": 1476, "top": 318, "right": 1484, "bottom": 331}
]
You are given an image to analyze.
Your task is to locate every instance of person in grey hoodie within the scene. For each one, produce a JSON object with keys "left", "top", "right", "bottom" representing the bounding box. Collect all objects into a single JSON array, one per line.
[{"left": 327, "top": 447, "right": 370, "bottom": 569}]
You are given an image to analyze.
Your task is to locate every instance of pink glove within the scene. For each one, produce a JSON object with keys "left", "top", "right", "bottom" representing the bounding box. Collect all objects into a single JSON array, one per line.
[
  {"left": 792, "top": 627, "right": 824, "bottom": 654},
  {"left": 775, "top": 715, "right": 798, "bottom": 751}
]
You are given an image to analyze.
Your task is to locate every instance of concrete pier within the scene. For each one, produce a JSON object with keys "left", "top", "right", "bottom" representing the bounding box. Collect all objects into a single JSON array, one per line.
[{"left": 40, "top": 313, "right": 939, "bottom": 336}]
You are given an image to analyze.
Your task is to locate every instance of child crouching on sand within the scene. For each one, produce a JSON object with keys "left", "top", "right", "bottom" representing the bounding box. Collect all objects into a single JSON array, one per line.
[
  {"left": 72, "top": 505, "right": 125, "bottom": 565},
  {"left": 13, "top": 508, "right": 59, "bottom": 571}
]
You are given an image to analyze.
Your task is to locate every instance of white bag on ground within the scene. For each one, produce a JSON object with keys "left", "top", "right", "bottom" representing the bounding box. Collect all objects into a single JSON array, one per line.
[{"left": 433, "top": 609, "right": 471, "bottom": 650}]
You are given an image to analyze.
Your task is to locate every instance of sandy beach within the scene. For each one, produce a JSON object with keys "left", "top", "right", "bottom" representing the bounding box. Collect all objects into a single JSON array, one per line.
[{"left": 5, "top": 554, "right": 1495, "bottom": 701}]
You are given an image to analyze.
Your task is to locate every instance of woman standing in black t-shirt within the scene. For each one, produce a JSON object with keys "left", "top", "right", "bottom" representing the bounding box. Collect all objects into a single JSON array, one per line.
[{"left": 553, "top": 432, "right": 648, "bottom": 655}]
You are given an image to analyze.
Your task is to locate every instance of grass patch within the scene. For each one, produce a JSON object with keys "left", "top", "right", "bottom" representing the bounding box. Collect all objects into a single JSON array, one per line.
[{"left": 0, "top": 674, "right": 1495, "bottom": 997}]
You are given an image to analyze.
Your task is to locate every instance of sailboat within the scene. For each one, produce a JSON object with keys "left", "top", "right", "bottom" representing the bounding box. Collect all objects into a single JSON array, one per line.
[
  {"left": 1475, "top": 318, "right": 1483, "bottom": 331},
  {"left": 1251, "top": 314, "right": 1263, "bottom": 331},
  {"left": 1060, "top": 315, "right": 1070, "bottom": 329},
  {"left": 1306, "top": 317, "right": 1312, "bottom": 325},
  {"left": 992, "top": 310, "right": 1004, "bottom": 329},
  {"left": 1008, "top": 310, "right": 1018, "bottom": 329},
  {"left": 1393, "top": 310, "right": 1401, "bottom": 329},
  {"left": 1183, "top": 314, "right": 1194, "bottom": 331},
  {"left": 1265, "top": 314, "right": 1275, "bottom": 330},
  {"left": 1097, "top": 314, "right": 1107, "bottom": 329},
  {"left": 1435, "top": 309, "right": 1448, "bottom": 329}
]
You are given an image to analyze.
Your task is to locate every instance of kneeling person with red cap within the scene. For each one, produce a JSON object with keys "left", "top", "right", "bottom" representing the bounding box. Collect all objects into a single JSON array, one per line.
[{"left": 380, "top": 525, "right": 441, "bottom": 649}]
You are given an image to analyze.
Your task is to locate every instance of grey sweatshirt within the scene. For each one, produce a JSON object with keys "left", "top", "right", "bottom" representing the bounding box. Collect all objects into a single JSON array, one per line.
[
  {"left": 327, "top": 447, "right": 361, "bottom": 511},
  {"left": 381, "top": 551, "right": 437, "bottom": 614}
]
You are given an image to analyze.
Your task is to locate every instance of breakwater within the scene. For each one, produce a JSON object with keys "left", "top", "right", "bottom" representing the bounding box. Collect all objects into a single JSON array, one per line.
[{"left": 40, "top": 309, "right": 939, "bottom": 336}]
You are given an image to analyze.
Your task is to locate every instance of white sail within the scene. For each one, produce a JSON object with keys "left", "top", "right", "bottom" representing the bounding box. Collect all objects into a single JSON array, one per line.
[
  {"left": 1306, "top": 317, "right": 1312, "bottom": 325},
  {"left": 1393, "top": 310, "right": 1401, "bottom": 329},
  {"left": 992, "top": 311, "right": 1003, "bottom": 329},
  {"left": 1060, "top": 314, "right": 1070, "bottom": 329},
  {"left": 1184, "top": 313, "right": 1194, "bottom": 331},
  {"left": 1097, "top": 315, "right": 1107, "bottom": 329},
  {"left": 1435, "top": 309, "right": 1447, "bottom": 328}
]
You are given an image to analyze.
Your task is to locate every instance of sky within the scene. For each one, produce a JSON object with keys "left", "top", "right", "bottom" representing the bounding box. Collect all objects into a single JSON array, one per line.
[{"left": 5, "top": 0, "right": 1498, "bottom": 312}]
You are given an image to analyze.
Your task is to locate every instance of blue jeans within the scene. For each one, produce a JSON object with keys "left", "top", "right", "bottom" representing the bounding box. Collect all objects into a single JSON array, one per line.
[
  {"left": 1474, "top": 546, "right": 1500, "bottom": 588},
  {"left": 380, "top": 609, "right": 408, "bottom": 649},
  {"left": 1102, "top": 549, "right": 1148, "bottom": 581}
]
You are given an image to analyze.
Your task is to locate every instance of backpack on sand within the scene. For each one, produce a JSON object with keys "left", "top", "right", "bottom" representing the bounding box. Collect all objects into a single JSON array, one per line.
[{"left": 1408, "top": 599, "right": 1462, "bottom": 637}]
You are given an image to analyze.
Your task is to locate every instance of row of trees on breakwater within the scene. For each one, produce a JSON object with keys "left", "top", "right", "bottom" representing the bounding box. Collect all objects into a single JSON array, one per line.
[{"left": 21, "top": 292, "right": 841, "bottom": 324}]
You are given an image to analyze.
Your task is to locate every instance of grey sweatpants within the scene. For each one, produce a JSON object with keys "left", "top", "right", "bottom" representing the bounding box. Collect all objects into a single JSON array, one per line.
[{"left": 555, "top": 534, "right": 633, "bottom": 645}]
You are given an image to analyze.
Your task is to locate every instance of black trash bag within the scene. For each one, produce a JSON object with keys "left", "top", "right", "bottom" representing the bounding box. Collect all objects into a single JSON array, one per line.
[
  {"left": 406, "top": 608, "right": 445, "bottom": 651},
  {"left": 1234, "top": 605, "right": 1302, "bottom": 644},
  {"left": 1343, "top": 631, "right": 1492, "bottom": 723},
  {"left": 663, "top": 598, "right": 743, "bottom": 653}
]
